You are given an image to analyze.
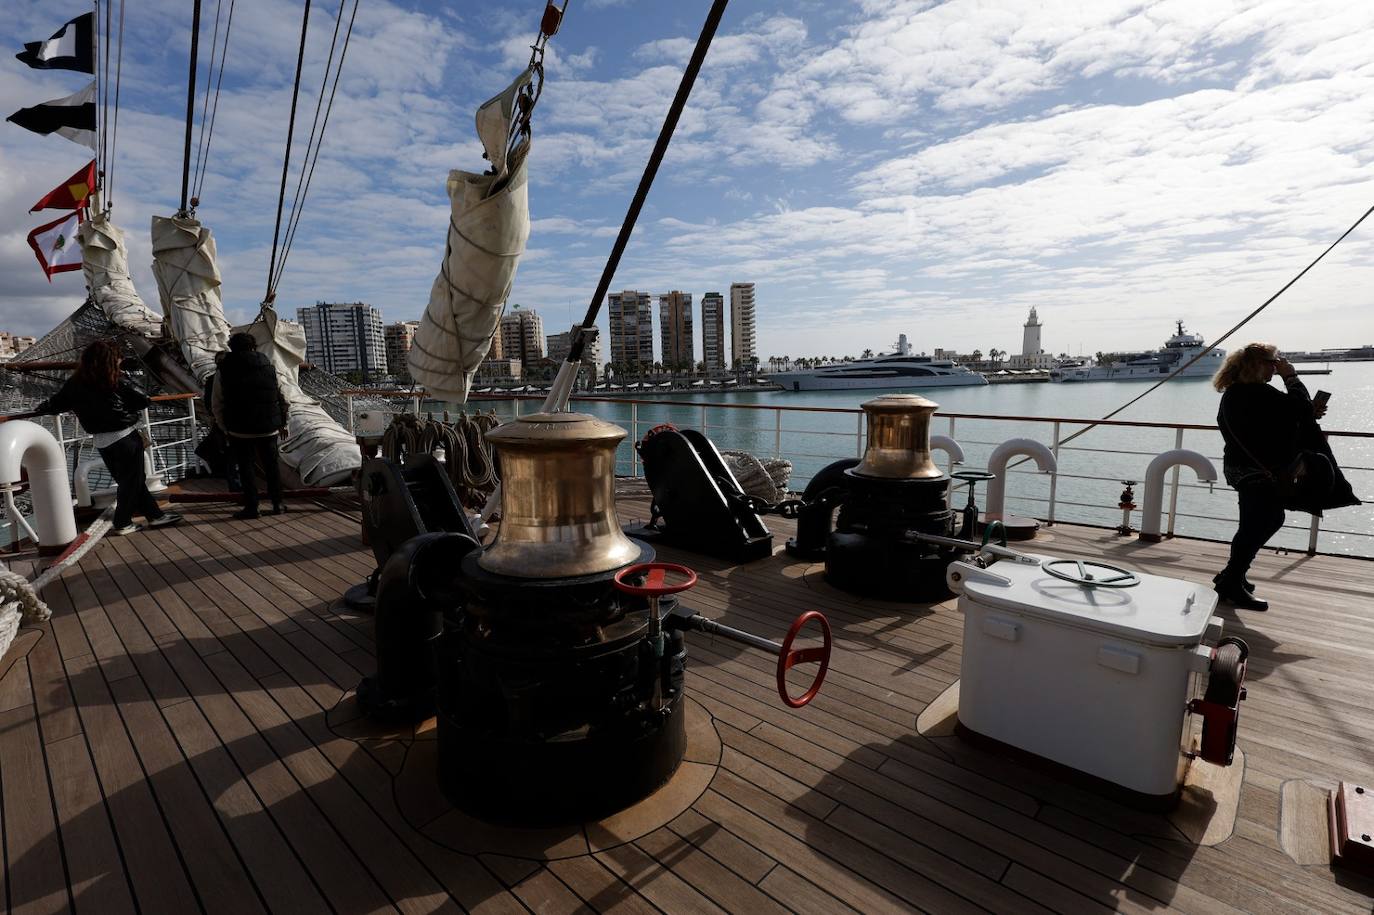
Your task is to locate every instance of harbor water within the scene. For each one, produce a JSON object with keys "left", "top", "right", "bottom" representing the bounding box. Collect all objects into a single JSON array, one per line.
[{"left": 472, "top": 363, "right": 1374, "bottom": 559}]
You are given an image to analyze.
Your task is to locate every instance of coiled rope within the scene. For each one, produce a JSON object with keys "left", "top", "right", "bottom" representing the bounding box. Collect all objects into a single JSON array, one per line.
[
  {"left": 381, "top": 412, "right": 501, "bottom": 507},
  {"left": 0, "top": 506, "right": 116, "bottom": 660}
]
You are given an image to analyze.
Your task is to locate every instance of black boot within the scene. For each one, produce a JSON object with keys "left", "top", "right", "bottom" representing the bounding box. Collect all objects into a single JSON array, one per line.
[{"left": 1214, "top": 571, "right": 1267, "bottom": 610}]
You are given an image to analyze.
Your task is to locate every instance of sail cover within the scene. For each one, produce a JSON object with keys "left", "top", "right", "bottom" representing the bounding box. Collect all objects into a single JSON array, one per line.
[
  {"left": 240, "top": 308, "right": 360, "bottom": 486},
  {"left": 150, "top": 214, "right": 231, "bottom": 384},
  {"left": 78, "top": 213, "right": 163, "bottom": 338},
  {"left": 409, "top": 68, "right": 534, "bottom": 403}
]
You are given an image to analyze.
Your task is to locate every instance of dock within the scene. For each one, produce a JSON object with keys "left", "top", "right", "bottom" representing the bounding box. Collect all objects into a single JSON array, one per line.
[{"left": 2, "top": 485, "right": 1372, "bottom": 913}]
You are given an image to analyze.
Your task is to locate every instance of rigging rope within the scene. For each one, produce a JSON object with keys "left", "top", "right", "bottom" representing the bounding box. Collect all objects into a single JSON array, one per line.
[
  {"left": 192, "top": 0, "right": 235, "bottom": 202},
  {"left": 190, "top": 0, "right": 224, "bottom": 200},
  {"left": 265, "top": 0, "right": 314, "bottom": 303},
  {"left": 107, "top": 0, "right": 126, "bottom": 207},
  {"left": 272, "top": 0, "right": 361, "bottom": 293}
]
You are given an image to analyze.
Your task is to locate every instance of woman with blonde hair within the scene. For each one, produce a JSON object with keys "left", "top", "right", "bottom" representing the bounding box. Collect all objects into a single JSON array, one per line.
[{"left": 1212, "top": 343, "right": 1324, "bottom": 610}]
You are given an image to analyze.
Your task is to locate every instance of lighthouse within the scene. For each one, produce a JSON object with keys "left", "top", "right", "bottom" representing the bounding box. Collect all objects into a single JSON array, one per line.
[{"left": 1021, "top": 306, "right": 1042, "bottom": 357}]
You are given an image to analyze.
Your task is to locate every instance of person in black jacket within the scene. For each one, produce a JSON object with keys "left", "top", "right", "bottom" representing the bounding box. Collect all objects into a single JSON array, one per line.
[
  {"left": 212, "top": 332, "right": 289, "bottom": 519},
  {"left": 30, "top": 340, "right": 183, "bottom": 535},
  {"left": 1213, "top": 343, "right": 1323, "bottom": 610}
]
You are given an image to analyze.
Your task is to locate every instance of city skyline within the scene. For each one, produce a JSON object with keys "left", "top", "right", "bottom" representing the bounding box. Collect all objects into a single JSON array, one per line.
[{"left": 3, "top": 2, "right": 1373, "bottom": 359}]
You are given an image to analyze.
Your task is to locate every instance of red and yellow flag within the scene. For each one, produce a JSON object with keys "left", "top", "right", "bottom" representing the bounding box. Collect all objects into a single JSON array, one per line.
[{"left": 30, "top": 159, "right": 96, "bottom": 212}]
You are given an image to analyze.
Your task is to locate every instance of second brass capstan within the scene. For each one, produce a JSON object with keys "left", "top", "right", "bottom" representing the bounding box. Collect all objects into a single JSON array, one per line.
[{"left": 852, "top": 394, "right": 943, "bottom": 479}]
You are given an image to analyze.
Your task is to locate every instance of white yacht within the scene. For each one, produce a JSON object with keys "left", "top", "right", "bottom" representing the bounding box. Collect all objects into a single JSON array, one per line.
[
  {"left": 1049, "top": 322, "right": 1224, "bottom": 383},
  {"left": 770, "top": 354, "right": 987, "bottom": 391}
]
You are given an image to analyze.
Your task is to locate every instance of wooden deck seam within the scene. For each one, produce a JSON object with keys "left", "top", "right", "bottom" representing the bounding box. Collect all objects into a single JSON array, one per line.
[{"left": 25, "top": 653, "right": 80, "bottom": 915}]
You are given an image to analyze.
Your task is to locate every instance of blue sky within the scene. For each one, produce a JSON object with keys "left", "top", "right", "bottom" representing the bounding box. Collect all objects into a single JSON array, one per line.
[{"left": 3, "top": 0, "right": 1373, "bottom": 362}]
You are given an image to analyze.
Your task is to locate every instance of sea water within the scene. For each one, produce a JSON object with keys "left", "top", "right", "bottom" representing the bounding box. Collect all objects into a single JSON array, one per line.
[{"left": 475, "top": 362, "right": 1374, "bottom": 559}]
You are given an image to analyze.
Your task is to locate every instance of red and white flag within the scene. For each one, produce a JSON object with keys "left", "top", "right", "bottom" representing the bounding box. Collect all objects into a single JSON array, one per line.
[{"left": 27, "top": 209, "right": 85, "bottom": 280}]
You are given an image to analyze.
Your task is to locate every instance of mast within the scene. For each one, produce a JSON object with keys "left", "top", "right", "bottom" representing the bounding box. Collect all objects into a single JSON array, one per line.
[{"left": 180, "top": 0, "right": 202, "bottom": 214}]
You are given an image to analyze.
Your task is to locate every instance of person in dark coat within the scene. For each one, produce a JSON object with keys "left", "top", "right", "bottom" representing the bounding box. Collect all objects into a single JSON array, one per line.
[
  {"left": 201, "top": 353, "right": 242, "bottom": 492},
  {"left": 1213, "top": 343, "right": 1328, "bottom": 610},
  {"left": 29, "top": 340, "right": 183, "bottom": 535},
  {"left": 212, "top": 332, "right": 290, "bottom": 519}
]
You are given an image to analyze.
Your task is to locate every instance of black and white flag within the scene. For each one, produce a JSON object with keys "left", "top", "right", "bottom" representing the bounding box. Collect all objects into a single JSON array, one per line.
[
  {"left": 16, "top": 13, "right": 95, "bottom": 73},
  {"left": 6, "top": 82, "right": 96, "bottom": 150}
]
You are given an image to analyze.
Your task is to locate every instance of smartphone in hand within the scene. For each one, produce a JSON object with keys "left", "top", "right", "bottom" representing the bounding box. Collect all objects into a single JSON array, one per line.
[{"left": 1313, "top": 389, "right": 1332, "bottom": 408}]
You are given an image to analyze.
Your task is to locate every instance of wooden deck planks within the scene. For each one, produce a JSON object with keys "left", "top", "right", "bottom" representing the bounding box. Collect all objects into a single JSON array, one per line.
[{"left": 0, "top": 495, "right": 1371, "bottom": 914}]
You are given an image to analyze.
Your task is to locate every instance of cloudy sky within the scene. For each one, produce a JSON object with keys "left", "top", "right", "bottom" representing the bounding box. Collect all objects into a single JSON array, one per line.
[{"left": 2, "top": 0, "right": 1373, "bottom": 362}]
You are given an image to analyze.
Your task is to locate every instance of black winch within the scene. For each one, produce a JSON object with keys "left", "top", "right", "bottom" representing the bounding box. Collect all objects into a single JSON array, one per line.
[{"left": 359, "top": 411, "right": 832, "bottom": 824}]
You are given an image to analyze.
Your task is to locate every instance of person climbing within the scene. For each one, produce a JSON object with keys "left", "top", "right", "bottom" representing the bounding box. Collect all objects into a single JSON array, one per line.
[
  {"left": 28, "top": 339, "right": 183, "bottom": 535},
  {"left": 212, "top": 332, "right": 289, "bottom": 519}
]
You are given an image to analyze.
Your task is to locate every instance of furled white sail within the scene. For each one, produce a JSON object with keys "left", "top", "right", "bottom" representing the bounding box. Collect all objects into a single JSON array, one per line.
[
  {"left": 409, "top": 68, "right": 534, "bottom": 403},
  {"left": 150, "top": 214, "right": 230, "bottom": 384},
  {"left": 239, "top": 308, "right": 360, "bottom": 486},
  {"left": 78, "top": 213, "right": 162, "bottom": 338}
]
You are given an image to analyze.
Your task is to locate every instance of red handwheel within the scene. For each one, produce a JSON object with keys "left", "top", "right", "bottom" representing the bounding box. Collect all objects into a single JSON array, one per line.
[
  {"left": 777, "top": 611, "right": 832, "bottom": 709},
  {"left": 613, "top": 562, "right": 698, "bottom": 597}
]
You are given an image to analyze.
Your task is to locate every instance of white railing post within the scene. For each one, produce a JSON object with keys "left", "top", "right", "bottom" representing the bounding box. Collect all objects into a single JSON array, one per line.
[
  {"left": 856, "top": 412, "right": 864, "bottom": 458},
  {"left": 773, "top": 408, "right": 782, "bottom": 459},
  {"left": 513, "top": 397, "right": 522, "bottom": 418},
  {"left": 631, "top": 402, "right": 640, "bottom": 478},
  {"left": 1166, "top": 427, "right": 1184, "bottom": 536},
  {"left": 413, "top": 394, "right": 422, "bottom": 415},
  {"left": 700, "top": 403, "right": 708, "bottom": 434},
  {"left": 1308, "top": 515, "right": 1321, "bottom": 555},
  {"left": 345, "top": 394, "right": 355, "bottom": 433},
  {"left": 1046, "top": 420, "right": 1061, "bottom": 525},
  {"left": 141, "top": 408, "right": 167, "bottom": 493}
]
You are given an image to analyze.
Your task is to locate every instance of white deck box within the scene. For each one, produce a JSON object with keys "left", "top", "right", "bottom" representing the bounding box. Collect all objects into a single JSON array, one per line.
[{"left": 948, "top": 556, "right": 1222, "bottom": 804}]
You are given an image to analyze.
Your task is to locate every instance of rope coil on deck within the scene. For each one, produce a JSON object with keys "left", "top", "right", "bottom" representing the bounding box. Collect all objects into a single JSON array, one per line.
[{"left": 0, "top": 506, "right": 115, "bottom": 659}]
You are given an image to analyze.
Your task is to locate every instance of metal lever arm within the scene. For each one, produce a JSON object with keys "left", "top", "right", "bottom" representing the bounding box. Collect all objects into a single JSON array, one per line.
[{"left": 665, "top": 605, "right": 832, "bottom": 708}]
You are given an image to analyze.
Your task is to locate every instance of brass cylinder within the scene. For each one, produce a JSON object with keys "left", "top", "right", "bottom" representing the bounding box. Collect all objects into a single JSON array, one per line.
[
  {"left": 852, "top": 394, "right": 943, "bottom": 479},
  {"left": 478, "top": 412, "right": 641, "bottom": 578}
]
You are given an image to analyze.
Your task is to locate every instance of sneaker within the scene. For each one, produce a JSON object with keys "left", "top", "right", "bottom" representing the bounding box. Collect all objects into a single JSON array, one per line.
[
  {"left": 232, "top": 508, "right": 261, "bottom": 520},
  {"left": 112, "top": 522, "right": 141, "bottom": 536},
  {"left": 1215, "top": 585, "right": 1268, "bottom": 611},
  {"left": 148, "top": 512, "right": 183, "bottom": 529}
]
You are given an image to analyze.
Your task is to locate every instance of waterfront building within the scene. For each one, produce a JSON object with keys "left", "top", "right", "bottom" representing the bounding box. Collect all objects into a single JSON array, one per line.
[
  {"left": 608, "top": 290, "right": 654, "bottom": 371},
  {"left": 384, "top": 320, "right": 420, "bottom": 381},
  {"left": 500, "top": 306, "right": 545, "bottom": 369},
  {"left": 297, "top": 301, "right": 386, "bottom": 376},
  {"left": 658, "top": 291, "right": 694, "bottom": 371},
  {"left": 701, "top": 292, "right": 725, "bottom": 372},
  {"left": 546, "top": 325, "right": 602, "bottom": 382},
  {"left": 730, "top": 282, "right": 756, "bottom": 368},
  {"left": 475, "top": 358, "right": 522, "bottom": 384}
]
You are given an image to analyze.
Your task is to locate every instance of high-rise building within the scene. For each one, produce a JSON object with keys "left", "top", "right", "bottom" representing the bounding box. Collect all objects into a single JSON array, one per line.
[
  {"left": 700, "top": 292, "right": 725, "bottom": 372},
  {"left": 608, "top": 290, "right": 654, "bottom": 370},
  {"left": 546, "top": 325, "right": 602, "bottom": 383},
  {"left": 499, "top": 306, "right": 545, "bottom": 368},
  {"left": 297, "top": 302, "right": 386, "bottom": 376},
  {"left": 384, "top": 320, "right": 420, "bottom": 381},
  {"left": 729, "top": 282, "right": 756, "bottom": 368},
  {"left": 0, "top": 332, "right": 37, "bottom": 361},
  {"left": 658, "top": 291, "right": 694, "bottom": 370}
]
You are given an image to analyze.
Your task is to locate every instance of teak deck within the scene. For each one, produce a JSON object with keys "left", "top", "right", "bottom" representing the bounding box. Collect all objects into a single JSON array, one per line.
[{"left": 3, "top": 485, "right": 1373, "bottom": 914}]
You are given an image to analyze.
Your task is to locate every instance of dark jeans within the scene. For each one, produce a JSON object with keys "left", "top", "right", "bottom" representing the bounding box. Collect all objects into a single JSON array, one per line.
[
  {"left": 99, "top": 433, "right": 164, "bottom": 527},
  {"left": 1220, "top": 483, "right": 1285, "bottom": 584},
  {"left": 230, "top": 435, "right": 283, "bottom": 514}
]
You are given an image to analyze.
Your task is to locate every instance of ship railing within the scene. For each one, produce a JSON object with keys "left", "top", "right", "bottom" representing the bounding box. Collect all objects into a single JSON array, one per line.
[
  {"left": 25, "top": 392, "right": 202, "bottom": 492},
  {"left": 332, "top": 391, "right": 1373, "bottom": 559}
]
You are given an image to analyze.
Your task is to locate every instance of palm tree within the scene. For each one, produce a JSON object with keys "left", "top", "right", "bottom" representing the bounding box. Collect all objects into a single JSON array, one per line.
[{"left": 861, "top": 348, "right": 874, "bottom": 359}]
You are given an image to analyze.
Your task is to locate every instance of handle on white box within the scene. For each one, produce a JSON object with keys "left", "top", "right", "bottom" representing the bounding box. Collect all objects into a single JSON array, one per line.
[
  {"left": 980, "top": 617, "right": 1020, "bottom": 642},
  {"left": 1097, "top": 645, "right": 1140, "bottom": 674}
]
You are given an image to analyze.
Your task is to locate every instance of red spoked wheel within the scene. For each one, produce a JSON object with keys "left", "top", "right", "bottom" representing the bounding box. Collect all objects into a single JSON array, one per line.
[
  {"left": 777, "top": 611, "right": 832, "bottom": 709},
  {"left": 642, "top": 423, "right": 678, "bottom": 445},
  {"left": 613, "top": 562, "right": 698, "bottom": 597}
]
